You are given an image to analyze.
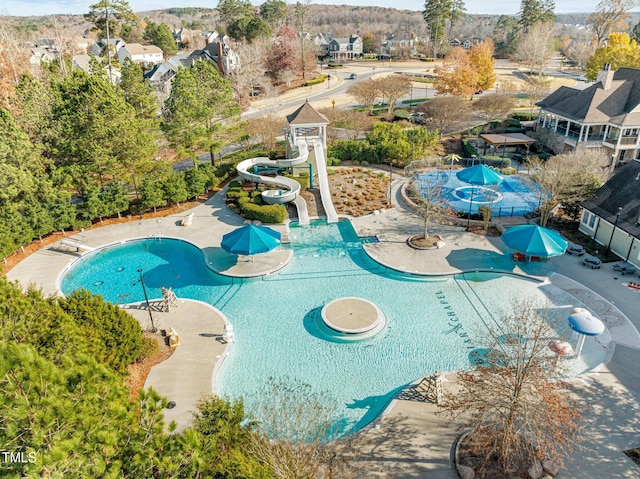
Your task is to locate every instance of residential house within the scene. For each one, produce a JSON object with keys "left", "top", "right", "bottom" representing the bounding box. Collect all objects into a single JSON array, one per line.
[
  {"left": 29, "top": 47, "right": 57, "bottom": 66},
  {"left": 72, "top": 54, "right": 121, "bottom": 83},
  {"left": 90, "top": 38, "right": 126, "bottom": 57},
  {"left": 172, "top": 28, "right": 202, "bottom": 50},
  {"left": 449, "top": 37, "right": 481, "bottom": 50},
  {"left": 117, "top": 43, "right": 164, "bottom": 66},
  {"left": 380, "top": 34, "right": 416, "bottom": 58},
  {"left": 189, "top": 31, "right": 238, "bottom": 75},
  {"left": 314, "top": 32, "right": 332, "bottom": 58},
  {"left": 536, "top": 65, "right": 640, "bottom": 168},
  {"left": 579, "top": 159, "right": 640, "bottom": 268},
  {"left": 144, "top": 54, "right": 193, "bottom": 106},
  {"left": 328, "top": 35, "right": 362, "bottom": 60}
]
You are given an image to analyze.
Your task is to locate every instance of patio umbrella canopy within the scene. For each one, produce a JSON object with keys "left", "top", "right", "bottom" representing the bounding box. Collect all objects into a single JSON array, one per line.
[
  {"left": 568, "top": 312, "right": 605, "bottom": 337},
  {"left": 501, "top": 224, "right": 569, "bottom": 258},
  {"left": 568, "top": 311, "right": 605, "bottom": 358},
  {"left": 221, "top": 224, "right": 281, "bottom": 256},
  {"left": 456, "top": 164, "right": 504, "bottom": 186}
]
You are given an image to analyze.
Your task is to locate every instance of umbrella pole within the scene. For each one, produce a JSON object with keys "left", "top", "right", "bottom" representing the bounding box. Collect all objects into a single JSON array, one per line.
[
  {"left": 466, "top": 186, "right": 475, "bottom": 231},
  {"left": 575, "top": 334, "right": 586, "bottom": 358}
]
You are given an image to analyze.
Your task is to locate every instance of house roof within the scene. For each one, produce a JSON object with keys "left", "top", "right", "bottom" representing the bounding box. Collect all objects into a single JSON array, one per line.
[
  {"left": 124, "top": 43, "right": 163, "bottom": 56},
  {"left": 537, "top": 67, "right": 640, "bottom": 126},
  {"left": 580, "top": 159, "right": 640, "bottom": 239},
  {"left": 286, "top": 101, "right": 329, "bottom": 125}
]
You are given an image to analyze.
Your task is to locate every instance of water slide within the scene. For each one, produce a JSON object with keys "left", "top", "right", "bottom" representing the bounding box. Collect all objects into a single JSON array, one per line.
[
  {"left": 235, "top": 139, "right": 338, "bottom": 224},
  {"left": 236, "top": 140, "right": 310, "bottom": 225},
  {"left": 311, "top": 140, "right": 338, "bottom": 223}
]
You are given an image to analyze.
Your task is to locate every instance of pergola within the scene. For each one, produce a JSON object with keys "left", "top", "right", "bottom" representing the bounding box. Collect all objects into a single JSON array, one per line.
[{"left": 479, "top": 133, "right": 536, "bottom": 157}]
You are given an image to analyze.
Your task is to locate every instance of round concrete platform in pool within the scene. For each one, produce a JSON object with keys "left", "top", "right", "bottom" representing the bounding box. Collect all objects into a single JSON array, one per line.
[{"left": 321, "top": 297, "right": 386, "bottom": 338}]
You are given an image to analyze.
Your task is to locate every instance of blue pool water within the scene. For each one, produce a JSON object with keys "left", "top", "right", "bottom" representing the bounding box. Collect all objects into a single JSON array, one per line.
[
  {"left": 417, "top": 171, "right": 546, "bottom": 217},
  {"left": 60, "top": 221, "right": 598, "bottom": 435}
]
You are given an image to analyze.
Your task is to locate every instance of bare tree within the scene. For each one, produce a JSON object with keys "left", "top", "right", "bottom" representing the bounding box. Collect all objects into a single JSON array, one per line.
[
  {"left": 327, "top": 109, "right": 374, "bottom": 141},
  {"left": 472, "top": 93, "right": 515, "bottom": 123},
  {"left": 0, "top": 18, "right": 31, "bottom": 107},
  {"left": 515, "top": 22, "right": 556, "bottom": 75},
  {"left": 527, "top": 148, "right": 610, "bottom": 226},
  {"left": 230, "top": 39, "right": 268, "bottom": 101},
  {"left": 376, "top": 74, "right": 411, "bottom": 119},
  {"left": 406, "top": 176, "right": 446, "bottom": 240},
  {"left": 247, "top": 377, "right": 368, "bottom": 479},
  {"left": 587, "top": 0, "right": 636, "bottom": 46},
  {"left": 439, "top": 301, "right": 582, "bottom": 475},
  {"left": 347, "top": 79, "right": 380, "bottom": 114},
  {"left": 416, "top": 96, "right": 471, "bottom": 138},
  {"left": 523, "top": 74, "right": 552, "bottom": 113},
  {"left": 247, "top": 114, "right": 286, "bottom": 153}
]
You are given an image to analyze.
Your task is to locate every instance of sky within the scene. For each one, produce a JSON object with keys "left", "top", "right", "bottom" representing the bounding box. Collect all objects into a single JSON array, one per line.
[{"left": 2, "top": 0, "right": 602, "bottom": 18}]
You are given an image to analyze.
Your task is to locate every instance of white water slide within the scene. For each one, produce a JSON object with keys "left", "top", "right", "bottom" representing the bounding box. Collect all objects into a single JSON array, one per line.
[
  {"left": 236, "top": 139, "right": 338, "bottom": 224},
  {"left": 311, "top": 140, "right": 338, "bottom": 223}
]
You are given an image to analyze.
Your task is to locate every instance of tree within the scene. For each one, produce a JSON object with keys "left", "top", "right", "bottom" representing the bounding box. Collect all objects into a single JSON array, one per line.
[
  {"left": 519, "top": 0, "right": 556, "bottom": 32},
  {"left": 163, "top": 171, "right": 189, "bottom": 206},
  {"left": 435, "top": 47, "right": 478, "bottom": 98},
  {"left": 162, "top": 60, "right": 240, "bottom": 165},
  {"left": 143, "top": 21, "right": 178, "bottom": 57},
  {"left": 473, "top": 93, "right": 515, "bottom": 123},
  {"left": 228, "top": 16, "right": 272, "bottom": 43},
  {"left": 585, "top": 32, "right": 640, "bottom": 80},
  {"left": 417, "top": 96, "right": 471, "bottom": 138},
  {"left": 247, "top": 114, "right": 286, "bottom": 153},
  {"left": 587, "top": 0, "right": 636, "bottom": 47},
  {"left": 140, "top": 177, "right": 166, "bottom": 213},
  {"left": 528, "top": 148, "right": 609, "bottom": 226},
  {"left": 323, "top": 109, "right": 375, "bottom": 141},
  {"left": 260, "top": 0, "right": 287, "bottom": 27},
  {"left": 267, "top": 26, "right": 299, "bottom": 85},
  {"left": 294, "top": 1, "right": 312, "bottom": 80},
  {"left": 376, "top": 74, "right": 411, "bottom": 118},
  {"left": 85, "top": 0, "right": 139, "bottom": 41},
  {"left": 523, "top": 74, "right": 552, "bottom": 112},
  {"left": 247, "top": 378, "right": 368, "bottom": 479},
  {"left": 469, "top": 40, "right": 496, "bottom": 91},
  {"left": 50, "top": 71, "right": 157, "bottom": 185},
  {"left": 348, "top": 78, "right": 381, "bottom": 114},
  {"left": 632, "top": 21, "right": 640, "bottom": 43},
  {"left": 407, "top": 172, "right": 447, "bottom": 239},
  {"left": 423, "top": 0, "right": 466, "bottom": 56},
  {"left": 229, "top": 39, "right": 268, "bottom": 100},
  {"left": 439, "top": 301, "right": 581, "bottom": 474},
  {"left": 0, "top": 19, "right": 31, "bottom": 107},
  {"left": 119, "top": 59, "right": 158, "bottom": 120},
  {"left": 217, "top": 0, "right": 254, "bottom": 27},
  {"left": 361, "top": 32, "right": 376, "bottom": 53},
  {"left": 515, "top": 21, "right": 556, "bottom": 75}
]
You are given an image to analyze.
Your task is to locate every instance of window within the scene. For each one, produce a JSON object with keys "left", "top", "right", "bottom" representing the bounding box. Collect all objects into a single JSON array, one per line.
[{"left": 581, "top": 210, "right": 597, "bottom": 229}]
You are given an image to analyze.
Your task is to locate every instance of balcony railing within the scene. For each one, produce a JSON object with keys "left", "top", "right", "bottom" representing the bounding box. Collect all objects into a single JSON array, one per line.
[{"left": 620, "top": 137, "right": 638, "bottom": 145}]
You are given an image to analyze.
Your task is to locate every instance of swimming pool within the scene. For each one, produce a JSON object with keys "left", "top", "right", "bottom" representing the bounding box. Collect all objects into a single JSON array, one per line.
[
  {"left": 416, "top": 171, "right": 546, "bottom": 217},
  {"left": 60, "top": 221, "right": 603, "bottom": 435}
]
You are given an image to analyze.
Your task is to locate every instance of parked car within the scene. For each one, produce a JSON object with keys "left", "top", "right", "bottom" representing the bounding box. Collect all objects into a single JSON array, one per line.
[
  {"left": 613, "top": 261, "right": 638, "bottom": 275},
  {"left": 348, "top": 73, "right": 357, "bottom": 79},
  {"left": 409, "top": 112, "right": 427, "bottom": 124},
  {"left": 566, "top": 243, "right": 586, "bottom": 256},
  {"left": 582, "top": 255, "right": 602, "bottom": 269},
  {"left": 576, "top": 75, "right": 588, "bottom": 81}
]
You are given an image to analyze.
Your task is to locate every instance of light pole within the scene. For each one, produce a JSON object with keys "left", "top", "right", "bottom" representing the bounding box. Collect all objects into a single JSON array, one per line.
[
  {"left": 606, "top": 206, "right": 622, "bottom": 254},
  {"left": 137, "top": 268, "right": 157, "bottom": 332}
]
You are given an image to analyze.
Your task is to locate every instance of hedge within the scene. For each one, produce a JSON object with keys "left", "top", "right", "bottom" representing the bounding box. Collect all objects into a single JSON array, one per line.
[
  {"left": 284, "top": 174, "right": 309, "bottom": 189},
  {"left": 240, "top": 202, "right": 287, "bottom": 223},
  {"left": 510, "top": 112, "right": 539, "bottom": 121},
  {"left": 505, "top": 118, "right": 521, "bottom": 128},
  {"left": 419, "top": 57, "right": 436, "bottom": 62},
  {"left": 481, "top": 156, "right": 511, "bottom": 168},
  {"left": 304, "top": 74, "right": 328, "bottom": 86},
  {"left": 226, "top": 189, "right": 249, "bottom": 199}
]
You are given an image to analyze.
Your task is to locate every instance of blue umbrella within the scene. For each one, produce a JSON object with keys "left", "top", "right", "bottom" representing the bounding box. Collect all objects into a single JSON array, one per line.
[
  {"left": 501, "top": 224, "right": 569, "bottom": 258},
  {"left": 456, "top": 165, "right": 504, "bottom": 230},
  {"left": 568, "top": 311, "right": 605, "bottom": 358},
  {"left": 221, "top": 224, "right": 281, "bottom": 257},
  {"left": 456, "top": 164, "right": 505, "bottom": 186}
]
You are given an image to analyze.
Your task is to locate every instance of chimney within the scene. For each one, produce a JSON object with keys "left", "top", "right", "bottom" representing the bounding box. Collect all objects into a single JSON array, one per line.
[
  {"left": 216, "top": 41, "right": 225, "bottom": 75},
  {"left": 596, "top": 63, "right": 615, "bottom": 90}
]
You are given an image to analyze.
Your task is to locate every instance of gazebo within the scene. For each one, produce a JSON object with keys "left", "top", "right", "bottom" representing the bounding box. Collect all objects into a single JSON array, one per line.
[
  {"left": 285, "top": 101, "right": 329, "bottom": 154},
  {"left": 479, "top": 133, "right": 536, "bottom": 157}
]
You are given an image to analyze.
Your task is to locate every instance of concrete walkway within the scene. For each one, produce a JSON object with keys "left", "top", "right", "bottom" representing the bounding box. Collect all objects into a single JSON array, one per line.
[{"left": 7, "top": 182, "right": 640, "bottom": 478}]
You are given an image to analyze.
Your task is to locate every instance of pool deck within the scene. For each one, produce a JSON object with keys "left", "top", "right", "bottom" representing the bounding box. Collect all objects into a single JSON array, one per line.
[{"left": 6, "top": 180, "right": 640, "bottom": 478}]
